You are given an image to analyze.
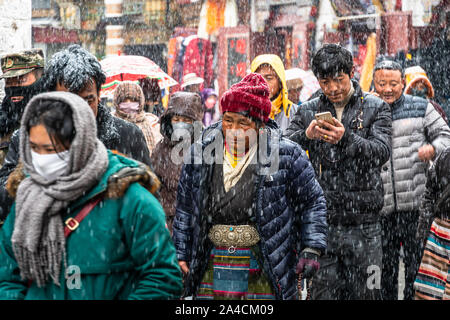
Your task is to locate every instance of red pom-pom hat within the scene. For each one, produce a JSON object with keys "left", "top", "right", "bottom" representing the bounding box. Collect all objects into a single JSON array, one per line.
[{"left": 220, "top": 73, "right": 272, "bottom": 123}]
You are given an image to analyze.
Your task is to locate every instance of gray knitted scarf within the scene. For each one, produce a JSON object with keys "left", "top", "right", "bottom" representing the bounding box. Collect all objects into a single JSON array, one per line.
[{"left": 12, "top": 91, "right": 109, "bottom": 287}]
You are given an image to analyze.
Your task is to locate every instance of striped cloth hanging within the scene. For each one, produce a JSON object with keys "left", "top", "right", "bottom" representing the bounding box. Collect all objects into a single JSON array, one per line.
[{"left": 414, "top": 218, "right": 450, "bottom": 300}]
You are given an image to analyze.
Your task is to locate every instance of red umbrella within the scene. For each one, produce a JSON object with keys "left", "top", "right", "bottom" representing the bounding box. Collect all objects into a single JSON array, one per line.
[{"left": 100, "top": 55, "right": 178, "bottom": 98}]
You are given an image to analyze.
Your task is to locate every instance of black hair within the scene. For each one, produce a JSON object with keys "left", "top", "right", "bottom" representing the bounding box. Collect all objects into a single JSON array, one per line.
[
  {"left": 311, "top": 44, "right": 354, "bottom": 79},
  {"left": 373, "top": 59, "right": 405, "bottom": 78},
  {"left": 139, "top": 78, "right": 161, "bottom": 102},
  {"left": 42, "top": 44, "right": 106, "bottom": 94},
  {"left": 27, "top": 99, "right": 76, "bottom": 151}
]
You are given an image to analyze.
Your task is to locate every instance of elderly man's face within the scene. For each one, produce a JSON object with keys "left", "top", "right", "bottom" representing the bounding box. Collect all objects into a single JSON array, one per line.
[
  {"left": 55, "top": 79, "right": 100, "bottom": 117},
  {"left": 373, "top": 69, "right": 404, "bottom": 105},
  {"left": 288, "top": 87, "right": 302, "bottom": 104},
  {"left": 222, "top": 112, "right": 260, "bottom": 153}
]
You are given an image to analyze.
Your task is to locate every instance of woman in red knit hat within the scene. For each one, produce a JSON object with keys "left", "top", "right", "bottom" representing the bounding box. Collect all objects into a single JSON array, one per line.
[{"left": 172, "top": 73, "right": 328, "bottom": 300}]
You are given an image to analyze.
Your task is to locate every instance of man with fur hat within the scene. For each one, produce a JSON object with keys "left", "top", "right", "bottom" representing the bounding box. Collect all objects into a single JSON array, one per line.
[
  {"left": 251, "top": 54, "right": 298, "bottom": 133},
  {"left": 172, "top": 73, "right": 327, "bottom": 300},
  {"left": 0, "top": 49, "right": 45, "bottom": 167}
]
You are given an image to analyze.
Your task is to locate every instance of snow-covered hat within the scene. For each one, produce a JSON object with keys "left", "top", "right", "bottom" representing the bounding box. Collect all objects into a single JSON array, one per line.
[
  {"left": 404, "top": 66, "right": 434, "bottom": 99},
  {"left": 181, "top": 73, "right": 204, "bottom": 89}
]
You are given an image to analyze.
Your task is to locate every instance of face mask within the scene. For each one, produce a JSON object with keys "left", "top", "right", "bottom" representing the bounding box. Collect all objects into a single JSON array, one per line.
[
  {"left": 171, "top": 121, "right": 194, "bottom": 142},
  {"left": 410, "top": 87, "right": 428, "bottom": 99},
  {"left": 31, "top": 150, "right": 70, "bottom": 181},
  {"left": 118, "top": 102, "right": 140, "bottom": 114}
]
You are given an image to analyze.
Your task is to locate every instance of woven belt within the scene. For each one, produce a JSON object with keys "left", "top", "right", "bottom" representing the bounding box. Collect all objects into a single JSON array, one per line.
[{"left": 208, "top": 224, "right": 260, "bottom": 253}]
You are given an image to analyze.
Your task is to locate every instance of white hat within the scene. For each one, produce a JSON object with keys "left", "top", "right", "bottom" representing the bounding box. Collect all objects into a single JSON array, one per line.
[
  {"left": 285, "top": 68, "right": 304, "bottom": 81},
  {"left": 285, "top": 68, "right": 304, "bottom": 90},
  {"left": 181, "top": 73, "right": 204, "bottom": 89}
]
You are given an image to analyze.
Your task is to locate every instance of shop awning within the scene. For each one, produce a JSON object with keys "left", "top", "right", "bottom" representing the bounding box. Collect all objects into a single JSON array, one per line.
[
  {"left": 32, "top": 26, "right": 79, "bottom": 44},
  {"left": 329, "top": 0, "right": 384, "bottom": 17}
]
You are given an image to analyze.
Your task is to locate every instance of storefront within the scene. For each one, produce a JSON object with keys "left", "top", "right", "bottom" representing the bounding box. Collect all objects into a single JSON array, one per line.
[{"left": 213, "top": 0, "right": 320, "bottom": 96}]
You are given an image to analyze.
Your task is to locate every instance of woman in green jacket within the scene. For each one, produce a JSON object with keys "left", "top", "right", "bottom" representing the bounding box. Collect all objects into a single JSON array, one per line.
[{"left": 0, "top": 91, "right": 183, "bottom": 299}]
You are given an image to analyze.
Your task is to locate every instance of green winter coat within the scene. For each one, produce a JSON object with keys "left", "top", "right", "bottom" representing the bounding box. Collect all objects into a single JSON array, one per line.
[{"left": 0, "top": 151, "right": 183, "bottom": 300}]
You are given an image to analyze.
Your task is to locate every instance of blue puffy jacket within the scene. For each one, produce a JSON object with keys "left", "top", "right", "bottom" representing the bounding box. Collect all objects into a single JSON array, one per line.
[{"left": 172, "top": 120, "right": 328, "bottom": 299}]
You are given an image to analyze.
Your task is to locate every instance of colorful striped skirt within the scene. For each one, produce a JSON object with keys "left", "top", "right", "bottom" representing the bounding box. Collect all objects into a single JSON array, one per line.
[
  {"left": 196, "top": 246, "right": 276, "bottom": 300},
  {"left": 414, "top": 218, "right": 450, "bottom": 300}
]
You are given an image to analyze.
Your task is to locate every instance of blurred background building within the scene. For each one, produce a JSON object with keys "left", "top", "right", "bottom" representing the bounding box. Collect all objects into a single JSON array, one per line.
[{"left": 3, "top": 0, "right": 446, "bottom": 115}]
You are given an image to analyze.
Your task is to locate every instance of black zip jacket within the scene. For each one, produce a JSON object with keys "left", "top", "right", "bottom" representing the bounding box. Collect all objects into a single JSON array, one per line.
[{"left": 285, "top": 80, "right": 392, "bottom": 226}]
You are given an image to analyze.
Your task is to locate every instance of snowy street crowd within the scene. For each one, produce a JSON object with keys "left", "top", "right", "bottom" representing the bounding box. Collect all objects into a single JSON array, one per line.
[{"left": 0, "top": 42, "right": 448, "bottom": 301}]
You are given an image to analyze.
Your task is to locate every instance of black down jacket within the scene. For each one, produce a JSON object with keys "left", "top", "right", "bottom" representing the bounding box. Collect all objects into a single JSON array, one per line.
[
  {"left": 285, "top": 80, "right": 392, "bottom": 226},
  {"left": 0, "top": 102, "right": 152, "bottom": 221},
  {"left": 172, "top": 120, "right": 328, "bottom": 300}
]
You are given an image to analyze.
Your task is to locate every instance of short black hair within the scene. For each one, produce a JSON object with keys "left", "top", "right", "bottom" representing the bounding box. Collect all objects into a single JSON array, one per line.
[
  {"left": 42, "top": 44, "right": 106, "bottom": 94},
  {"left": 311, "top": 44, "right": 353, "bottom": 79},
  {"left": 373, "top": 59, "right": 405, "bottom": 78},
  {"left": 27, "top": 99, "right": 76, "bottom": 151}
]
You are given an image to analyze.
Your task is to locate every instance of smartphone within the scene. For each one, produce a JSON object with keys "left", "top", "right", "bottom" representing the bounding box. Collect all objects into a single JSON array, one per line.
[{"left": 315, "top": 112, "right": 334, "bottom": 126}]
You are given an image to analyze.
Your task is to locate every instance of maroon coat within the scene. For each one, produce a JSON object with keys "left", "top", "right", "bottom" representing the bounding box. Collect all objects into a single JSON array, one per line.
[{"left": 151, "top": 92, "right": 204, "bottom": 233}]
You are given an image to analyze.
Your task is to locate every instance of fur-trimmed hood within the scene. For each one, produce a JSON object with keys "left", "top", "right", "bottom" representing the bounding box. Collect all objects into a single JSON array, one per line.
[{"left": 7, "top": 151, "right": 160, "bottom": 201}]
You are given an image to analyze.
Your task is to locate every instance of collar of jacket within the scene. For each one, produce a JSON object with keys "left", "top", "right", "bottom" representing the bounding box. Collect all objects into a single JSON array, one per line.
[
  {"left": 6, "top": 150, "right": 160, "bottom": 206},
  {"left": 96, "top": 102, "right": 120, "bottom": 146},
  {"left": 390, "top": 94, "right": 406, "bottom": 110},
  {"left": 68, "top": 150, "right": 159, "bottom": 211}
]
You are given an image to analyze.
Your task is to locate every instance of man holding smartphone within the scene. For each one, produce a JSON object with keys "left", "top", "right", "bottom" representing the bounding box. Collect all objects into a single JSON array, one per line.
[{"left": 285, "top": 44, "right": 392, "bottom": 300}]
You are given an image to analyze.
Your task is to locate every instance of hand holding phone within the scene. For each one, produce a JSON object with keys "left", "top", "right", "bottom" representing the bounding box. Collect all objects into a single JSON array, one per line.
[
  {"left": 306, "top": 112, "right": 344, "bottom": 142},
  {"left": 314, "top": 112, "right": 334, "bottom": 127}
]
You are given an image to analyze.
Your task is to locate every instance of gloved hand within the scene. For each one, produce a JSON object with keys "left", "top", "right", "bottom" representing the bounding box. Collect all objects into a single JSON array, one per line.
[{"left": 296, "top": 250, "right": 320, "bottom": 280}]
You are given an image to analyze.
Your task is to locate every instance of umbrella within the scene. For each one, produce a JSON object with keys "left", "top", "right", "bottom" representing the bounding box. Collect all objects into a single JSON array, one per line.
[{"left": 99, "top": 55, "right": 178, "bottom": 98}]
